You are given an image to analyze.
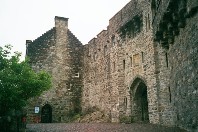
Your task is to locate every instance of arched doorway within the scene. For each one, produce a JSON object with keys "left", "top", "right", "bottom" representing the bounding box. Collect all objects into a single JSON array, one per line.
[
  {"left": 41, "top": 104, "right": 52, "bottom": 123},
  {"left": 130, "top": 78, "right": 149, "bottom": 122}
]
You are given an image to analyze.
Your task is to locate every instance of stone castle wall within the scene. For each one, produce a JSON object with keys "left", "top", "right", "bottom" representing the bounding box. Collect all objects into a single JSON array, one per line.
[
  {"left": 169, "top": 14, "right": 198, "bottom": 131},
  {"left": 82, "top": 0, "right": 164, "bottom": 124},
  {"left": 152, "top": 0, "right": 198, "bottom": 130},
  {"left": 26, "top": 27, "right": 56, "bottom": 73},
  {"left": 26, "top": 0, "right": 198, "bottom": 131}
]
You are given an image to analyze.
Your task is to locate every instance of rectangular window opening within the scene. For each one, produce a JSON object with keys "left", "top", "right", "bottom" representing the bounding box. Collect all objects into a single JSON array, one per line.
[
  {"left": 165, "top": 53, "right": 168, "bottom": 67},
  {"left": 74, "top": 73, "right": 80, "bottom": 78},
  {"left": 113, "top": 62, "right": 116, "bottom": 72},
  {"left": 104, "top": 45, "right": 107, "bottom": 56},
  {"left": 168, "top": 87, "right": 171, "bottom": 103},
  {"left": 123, "top": 60, "right": 125, "bottom": 70},
  {"left": 141, "top": 52, "right": 144, "bottom": 63},
  {"left": 94, "top": 52, "right": 97, "bottom": 61},
  {"left": 145, "top": 16, "right": 148, "bottom": 32},
  {"left": 148, "top": 13, "right": 150, "bottom": 30},
  {"left": 130, "top": 57, "right": 132, "bottom": 67},
  {"left": 111, "top": 35, "right": 116, "bottom": 46},
  {"left": 124, "top": 97, "right": 127, "bottom": 107}
]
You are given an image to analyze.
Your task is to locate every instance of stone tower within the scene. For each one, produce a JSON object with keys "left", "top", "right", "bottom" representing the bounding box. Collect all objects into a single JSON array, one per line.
[{"left": 26, "top": 16, "right": 83, "bottom": 122}]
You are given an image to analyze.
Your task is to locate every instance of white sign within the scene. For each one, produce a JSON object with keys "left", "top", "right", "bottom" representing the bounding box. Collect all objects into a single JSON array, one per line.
[{"left": 35, "top": 107, "right": 39, "bottom": 113}]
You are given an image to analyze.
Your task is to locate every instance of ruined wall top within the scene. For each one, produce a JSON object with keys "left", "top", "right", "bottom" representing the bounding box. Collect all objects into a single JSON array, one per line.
[
  {"left": 86, "top": 0, "right": 144, "bottom": 46},
  {"left": 108, "top": 0, "right": 142, "bottom": 33}
]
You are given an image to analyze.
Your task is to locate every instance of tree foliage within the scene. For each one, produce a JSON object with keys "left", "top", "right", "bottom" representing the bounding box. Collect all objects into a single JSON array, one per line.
[{"left": 0, "top": 45, "right": 52, "bottom": 115}]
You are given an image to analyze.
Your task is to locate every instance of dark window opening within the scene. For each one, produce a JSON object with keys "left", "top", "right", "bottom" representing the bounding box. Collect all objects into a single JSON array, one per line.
[
  {"left": 74, "top": 73, "right": 79, "bottom": 78},
  {"left": 168, "top": 87, "right": 171, "bottom": 103},
  {"left": 165, "top": 53, "right": 168, "bottom": 67},
  {"left": 123, "top": 60, "right": 126, "bottom": 70}
]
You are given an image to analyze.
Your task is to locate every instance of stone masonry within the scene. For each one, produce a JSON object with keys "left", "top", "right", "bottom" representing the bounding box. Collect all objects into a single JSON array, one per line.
[
  {"left": 26, "top": 0, "right": 198, "bottom": 131},
  {"left": 26, "top": 17, "right": 83, "bottom": 123}
]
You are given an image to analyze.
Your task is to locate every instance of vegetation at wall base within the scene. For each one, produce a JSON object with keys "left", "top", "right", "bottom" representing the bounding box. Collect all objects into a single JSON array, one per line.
[{"left": 0, "top": 44, "right": 52, "bottom": 131}]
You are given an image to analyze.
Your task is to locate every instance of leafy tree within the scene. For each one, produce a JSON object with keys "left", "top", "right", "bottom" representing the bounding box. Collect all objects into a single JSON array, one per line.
[{"left": 0, "top": 44, "right": 52, "bottom": 115}]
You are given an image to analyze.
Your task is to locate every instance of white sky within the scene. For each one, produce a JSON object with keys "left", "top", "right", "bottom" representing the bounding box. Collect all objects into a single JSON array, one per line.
[{"left": 0, "top": 0, "right": 130, "bottom": 59}]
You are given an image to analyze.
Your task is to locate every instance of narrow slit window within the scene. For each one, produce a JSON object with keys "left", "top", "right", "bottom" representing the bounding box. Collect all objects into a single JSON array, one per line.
[
  {"left": 124, "top": 97, "right": 127, "bottom": 107},
  {"left": 123, "top": 60, "right": 125, "bottom": 70},
  {"left": 113, "top": 62, "right": 116, "bottom": 72},
  {"left": 130, "top": 57, "right": 132, "bottom": 67},
  {"left": 94, "top": 52, "right": 97, "bottom": 61},
  {"left": 145, "top": 16, "right": 148, "bottom": 32},
  {"left": 104, "top": 45, "right": 107, "bottom": 56},
  {"left": 148, "top": 13, "right": 150, "bottom": 30},
  {"left": 165, "top": 53, "right": 168, "bottom": 67},
  {"left": 168, "top": 87, "right": 171, "bottom": 103},
  {"left": 141, "top": 52, "right": 144, "bottom": 63}
]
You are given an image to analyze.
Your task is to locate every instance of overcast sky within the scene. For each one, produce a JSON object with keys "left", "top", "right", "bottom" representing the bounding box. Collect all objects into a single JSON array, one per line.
[{"left": 0, "top": 0, "right": 130, "bottom": 59}]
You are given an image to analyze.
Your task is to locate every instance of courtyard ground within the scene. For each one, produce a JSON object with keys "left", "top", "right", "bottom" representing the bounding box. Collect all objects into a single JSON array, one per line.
[{"left": 26, "top": 123, "right": 187, "bottom": 132}]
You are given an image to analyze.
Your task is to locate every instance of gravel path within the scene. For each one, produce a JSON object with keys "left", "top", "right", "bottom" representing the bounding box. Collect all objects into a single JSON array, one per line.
[{"left": 26, "top": 123, "right": 186, "bottom": 132}]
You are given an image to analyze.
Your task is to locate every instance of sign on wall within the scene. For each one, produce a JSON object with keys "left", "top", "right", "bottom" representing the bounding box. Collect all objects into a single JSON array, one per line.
[{"left": 35, "top": 107, "right": 40, "bottom": 113}]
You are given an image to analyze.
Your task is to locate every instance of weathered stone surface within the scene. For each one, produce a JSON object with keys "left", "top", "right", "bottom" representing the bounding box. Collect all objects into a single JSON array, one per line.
[
  {"left": 26, "top": 16, "right": 83, "bottom": 123},
  {"left": 152, "top": 0, "right": 198, "bottom": 131},
  {"left": 76, "top": 111, "right": 110, "bottom": 123},
  {"left": 26, "top": 0, "right": 197, "bottom": 131}
]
